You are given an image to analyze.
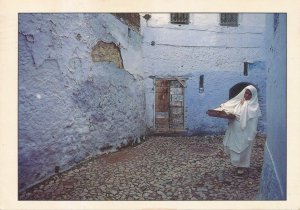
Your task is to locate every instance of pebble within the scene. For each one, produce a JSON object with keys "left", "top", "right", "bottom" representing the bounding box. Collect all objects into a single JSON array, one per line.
[
  {"left": 111, "top": 190, "right": 117, "bottom": 195},
  {"left": 18, "top": 135, "right": 266, "bottom": 201},
  {"left": 166, "top": 192, "right": 173, "bottom": 196}
]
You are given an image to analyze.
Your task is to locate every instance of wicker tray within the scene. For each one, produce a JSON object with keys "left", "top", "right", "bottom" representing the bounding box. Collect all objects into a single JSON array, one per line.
[{"left": 206, "top": 109, "right": 236, "bottom": 120}]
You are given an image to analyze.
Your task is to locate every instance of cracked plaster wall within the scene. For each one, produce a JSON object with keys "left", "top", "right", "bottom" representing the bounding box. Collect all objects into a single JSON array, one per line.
[
  {"left": 141, "top": 13, "right": 267, "bottom": 134},
  {"left": 18, "top": 13, "right": 145, "bottom": 191}
]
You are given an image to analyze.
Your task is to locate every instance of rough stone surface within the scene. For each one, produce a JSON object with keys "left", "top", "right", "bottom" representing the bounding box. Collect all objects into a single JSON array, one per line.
[
  {"left": 19, "top": 134, "right": 266, "bottom": 200},
  {"left": 91, "top": 41, "right": 124, "bottom": 68},
  {"left": 18, "top": 13, "right": 145, "bottom": 191},
  {"left": 141, "top": 14, "right": 267, "bottom": 134}
]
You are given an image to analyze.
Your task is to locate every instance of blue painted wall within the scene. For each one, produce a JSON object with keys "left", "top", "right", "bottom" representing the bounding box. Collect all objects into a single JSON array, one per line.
[
  {"left": 18, "top": 13, "right": 145, "bottom": 191},
  {"left": 259, "top": 13, "right": 287, "bottom": 200},
  {"left": 184, "top": 64, "right": 266, "bottom": 135},
  {"left": 142, "top": 13, "right": 267, "bottom": 134}
]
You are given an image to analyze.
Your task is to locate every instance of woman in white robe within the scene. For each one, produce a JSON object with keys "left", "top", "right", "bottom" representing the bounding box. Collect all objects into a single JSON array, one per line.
[{"left": 217, "top": 85, "right": 261, "bottom": 174}]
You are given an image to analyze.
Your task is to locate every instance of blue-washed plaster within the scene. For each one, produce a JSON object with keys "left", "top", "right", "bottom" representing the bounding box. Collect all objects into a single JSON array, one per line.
[
  {"left": 142, "top": 13, "right": 267, "bottom": 134},
  {"left": 249, "top": 61, "right": 265, "bottom": 71},
  {"left": 259, "top": 14, "right": 287, "bottom": 200},
  {"left": 258, "top": 145, "right": 286, "bottom": 200},
  {"left": 184, "top": 68, "right": 266, "bottom": 135},
  {"left": 18, "top": 13, "right": 145, "bottom": 191}
]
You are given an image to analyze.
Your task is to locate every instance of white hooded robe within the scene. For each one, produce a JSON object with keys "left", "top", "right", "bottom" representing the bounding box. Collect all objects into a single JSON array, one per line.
[{"left": 216, "top": 85, "right": 261, "bottom": 167}]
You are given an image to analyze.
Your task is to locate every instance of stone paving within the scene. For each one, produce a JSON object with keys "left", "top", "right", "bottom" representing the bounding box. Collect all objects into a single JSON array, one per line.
[{"left": 19, "top": 134, "right": 266, "bottom": 200}]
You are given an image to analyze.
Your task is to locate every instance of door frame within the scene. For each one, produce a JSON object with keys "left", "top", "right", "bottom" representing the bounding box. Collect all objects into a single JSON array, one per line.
[{"left": 153, "top": 76, "right": 188, "bottom": 133}]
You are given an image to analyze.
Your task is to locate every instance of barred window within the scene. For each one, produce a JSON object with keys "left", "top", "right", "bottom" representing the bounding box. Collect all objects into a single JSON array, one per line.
[
  {"left": 220, "top": 13, "right": 238, "bottom": 26},
  {"left": 170, "top": 13, "right": 189, "bottom": 24}
]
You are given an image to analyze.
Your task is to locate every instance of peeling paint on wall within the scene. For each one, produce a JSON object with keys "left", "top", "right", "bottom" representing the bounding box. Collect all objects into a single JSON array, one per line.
[
  {"left": 91, "top": 41, "right": 124, "bottom": 69},
  {"left": 18, "top": 13, "right": 145, "bottom": 191}
]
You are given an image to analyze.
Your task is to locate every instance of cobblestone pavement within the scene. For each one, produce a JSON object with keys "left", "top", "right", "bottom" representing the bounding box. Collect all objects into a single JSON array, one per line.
[{"left": 19, "top": 134, "right": 266, "bottom": 200}]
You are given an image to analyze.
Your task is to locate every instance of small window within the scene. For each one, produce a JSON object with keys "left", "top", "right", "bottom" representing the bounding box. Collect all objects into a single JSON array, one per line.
[
  {"left": 199, "top": 75, "right": 204, "bottom": 93},
  {"left": 244, "top": 62, "right": 248, "bottom": 76},
  {"left": 220, "top": 13, "right": 238, "bottom": 27},
  {"left": 170, "top": 13, "right": 189, "bottom": 24}
]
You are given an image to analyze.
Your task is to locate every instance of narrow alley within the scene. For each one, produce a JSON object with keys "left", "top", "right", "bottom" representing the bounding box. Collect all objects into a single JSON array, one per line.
[
  {"left": 19, "top": 134, "right": 266, "bottom": 200},
  {"left": 16, "top": 13, "right": 287, "bottom": 201}
]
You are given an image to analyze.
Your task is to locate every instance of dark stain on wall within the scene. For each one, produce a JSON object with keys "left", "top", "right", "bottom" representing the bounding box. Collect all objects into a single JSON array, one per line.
[
  {"left": 91, "top": 41, "right": 124, "bottom": 69},
  {"left": 112, "top": 13, "right": 140, "bottom": 32},
  {"left": 72, "top": 79, "right": 103, "bottom": 113}
]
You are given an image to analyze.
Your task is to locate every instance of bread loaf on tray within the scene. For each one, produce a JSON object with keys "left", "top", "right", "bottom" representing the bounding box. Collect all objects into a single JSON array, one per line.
[{"left": 206, "top": 109, "right": 236, "bottom": 120}]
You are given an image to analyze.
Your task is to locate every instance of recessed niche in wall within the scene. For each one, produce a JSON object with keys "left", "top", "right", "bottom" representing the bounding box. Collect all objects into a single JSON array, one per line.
[{"left": 199, "top": 75, "right": 204, "bottom": 93}]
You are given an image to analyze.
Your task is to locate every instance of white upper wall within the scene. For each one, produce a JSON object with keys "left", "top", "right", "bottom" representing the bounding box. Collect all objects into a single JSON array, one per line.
[
  {"left": 142, "top": 13, "right": 266, "bottom": 31},
  {"left": 141, "top": 13, "right": 266, "bottom": 48},
  {"left": 141, "top": 13, "right": 267, "bottom": 132},
  {"left": 141, "top": 13, "right": 267, "bottom": 75}
]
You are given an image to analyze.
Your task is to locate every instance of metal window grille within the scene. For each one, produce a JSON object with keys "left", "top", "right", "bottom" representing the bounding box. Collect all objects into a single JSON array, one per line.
[
  {"left": 170, "top": 13, "right": 189, "bottom": 24},
  {"left": 220, "top": 13, "right": 238, "bottom": 26}
]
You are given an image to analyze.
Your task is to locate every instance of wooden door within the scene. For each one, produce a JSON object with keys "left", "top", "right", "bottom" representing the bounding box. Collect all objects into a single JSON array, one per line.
[
  {"left": 155, "top": 80, "right": 170, "bottom": 131},
  {"left": 155, "top": 79, "right": 185, "bottom": 132}
]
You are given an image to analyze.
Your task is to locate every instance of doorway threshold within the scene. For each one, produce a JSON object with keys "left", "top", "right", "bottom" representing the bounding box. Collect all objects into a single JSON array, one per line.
[{"left": 150, "top": 130, "right": 188, "bottom": 136}]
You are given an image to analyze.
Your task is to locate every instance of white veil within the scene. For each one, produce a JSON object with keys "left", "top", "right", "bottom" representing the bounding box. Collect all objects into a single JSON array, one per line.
[{"left": 216, "top": 85, "right": 261, "bottom": 129}]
